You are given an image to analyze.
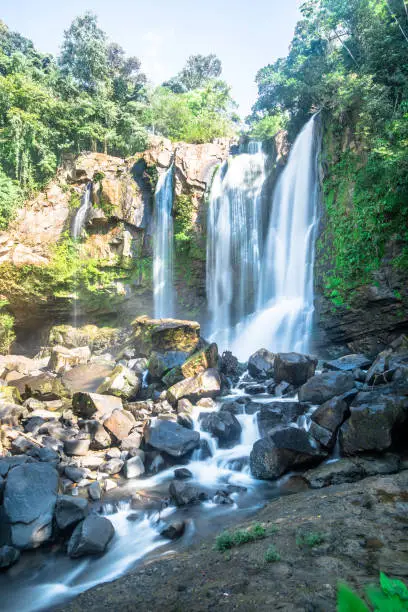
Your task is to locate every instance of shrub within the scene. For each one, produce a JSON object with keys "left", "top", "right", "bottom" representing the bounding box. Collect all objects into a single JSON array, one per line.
[
  {"left": 265, "top": 545, "right": 281, "bottom": 563},
  {"left": 337, "top": 572, "right": 408, "bottom": 612},
  {"left": 215, "top": 523, "right": 266, "bottom": 552},
  {"left": 296, "top": 531, "right": 326, "bottom": 549}
]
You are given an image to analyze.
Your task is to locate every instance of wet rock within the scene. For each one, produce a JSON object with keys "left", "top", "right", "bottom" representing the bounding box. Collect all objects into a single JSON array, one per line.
[
  {"left": 324, "top": 354, "right": 372, "bottom": 373},
  {"left": 123, "top": 456, "right": 145, "bottom": 479},
  {"left": 145, "top": 420, "right": 200, "bottom": 457},
  {"left": 220, "top": 401, "right": 245, "bottom": 415},
  {"left": 169, "top": 480, "right": 208, "bottom": 506},
  {"left": 248, "top": 349, "right": 275, "bottom": 380},
  {"left": 0, "top": 545, "right": 20, "bottom": 569},
  {"left": 65, "top": 466, "right": 87, "bottom": 483},
  {"left": 148, "top": 351, "right": 189, "bottom": 380},
  {"left": 160, "top": 521, "right": 186, "bottom": 540},
  {"left": 177, "top": 398, "right": 194, "bottom": 414},
  {"left": 298, "top": 372, "right": 355, "bottom": 404},
  {"left": 167, "top": 368, "right": 221, "bottom": 404},
  {"left": 103, "top": 409, "right": 135, "bottom": 441},
  {"left": 200, "top": 411, "right": 242, "bottom": 448},
  {"left": 304, "top": 454, "right": 400, "bottom": 488},
  {"left": 177, "top": 412, "right": 194, "bottom": 429},
  {"left": 257, "top": 402, "right": 308, "bottom": 437},
  {"left": 120, "top": 431, "right": 142, "bottom": 452},
  {"left": 55, "top": 495, "right": 89, "bottom": 531},
  {"left": 88, "top": 482, "right": 102, "bottom": 501},
  {"left": 213, "top": 491, "right": 234, "bottom": 505},
  {"left": 196, "top": 397, "right": 217, "bottom": 410},
  {"left": 67, "top": 515, "right": 115, "bottom": 558},
  {"left": 219, "top": 351, "right": 241, "bottom": 380},
  {"left": 244, "top": 383, "right": 266, "bottom": 395},
  {"left": 131, "top": 316, "right": 200, "bottom": 357},
  {"left": 274, "top": 352, "right": 317, "bottom": 386},
  {"left": 274, "top": 381, "right": 295, "bottom": 397},
  {"left": 309, "top": 422, "right": 335, "bottom": 449},
  {"left": 195, "top": 439, "right": 212, "bottom": 460},
  {"left": 100, "top": 458, "right": 124, "bottom": 475},
  {"left": 174, "top": 467, "right": 193, "bottom": 480},
  {"left": 73, "top": 392, "right": 123, "bottom": 420},
  {"left": 4, "top": 462, "right": 58, "bottom": 549},
  {"left": 64, "top": 437, "right": 91, "bottom": 457},
  {"left": 48, "top": 345, "right": 91, "bottom": 374},
  {"left": 311, "top": 396, "right": 349, "bottom": 433},
  {"left": 96, "top": 365, "right": 140, "bottom": 400},
  {"left": 339, "top": 391, "right": 408, "bottom": 454},
  {"left": 181, "top": 343, "right": 218, "bottom": 379},
  {"left": 250, "top": 428, "right": 327, "bottom": 480}
]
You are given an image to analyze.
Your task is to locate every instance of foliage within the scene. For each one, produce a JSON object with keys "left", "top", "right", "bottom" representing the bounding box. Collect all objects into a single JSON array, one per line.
[
  {"left": 215, "top": 523, "right": 266, "bottom": 551},
  {"left": 0, "top": 309, "right": 15, "bottom": 354},
  {"left": 296, "top": 531, "right": 326, "bottom": 548},
  {"left": 264, "top": 545, "right": 281, "bottom": 563},
  {"left": 337, "top": 573, "right": 408, "bottom": 611},
  {"left": 163, "top": 53, "right": 222, "bottom": 93},
  {"left": 248, "top": 112, "right": 288, "bottom": 141},
  {"left": 0, "top": 166, "right": 22, "bottom": 228}
]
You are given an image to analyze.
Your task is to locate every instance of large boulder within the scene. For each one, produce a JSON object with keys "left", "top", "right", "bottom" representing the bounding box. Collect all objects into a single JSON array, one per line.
[
  {"left": 131, "top": 316, "right": 200, "bottom": 357},
  {"left": 304, "top": 454, "right": 400, "bottom": 488},
  {"left": 169, "top": 480, "right": 208, "bottom": 506},
  {"left": 250, "top": 427, "right": 326, "bottom": 480},
  {"left": 200, "top": 411, "right": 242, "bottom": 448},
  {"left": 55, "top": 496, "right": 89, "bottom": 531},
  {"left": 144, "top": 420, "right": 200, "bottom": 457},
  {"left": 67, "top": 515, "right": 115, "bottom": 558},
  {"left": 298, "top": 371, "right": 355, "bottom": 404},
  {"left": 311, "top": 395, "right": 349, "bottom": 432},
  {"left": 0, "top": 401, "right": 25, "bottom": 426},
  {"left": 72, "top": 392, "right": 123, "bottom": 420},
  {"left": 257, "top": 401, "right": 309, "bottom": 437},
  {"left": 103, "top": 409, "right": 136, "bottom": 441},
  {"left": 323, "top": 354, "right": 372, "bottom": 372},
  {"left": 47, "top": 345, "right": 91, "bottom": 374},
  {"left": 48, "top": 324, "right": 121, "bottom": 354},
  {"left": 9, "top": 372, "right": 71, "bottom": 401},
  {"left": 96, "top": 364, "right": 140, "bottom": 400},
  {"left": 273, "top": 353, "right": 317, "bottom": 386},
  {"left": 3, "top": 462, "right": 58, "bottom": 549},
  {"left": 181, "top": 343, "right": 218, "bottom": 379},
  {"left": 167, "top": 368, "right": 221, "bottom": 404},
  {"left": 339, "top": 391, "right": 408, "bottom": 455},
  {"left": 247, "top": 349, "right": 274, "bottom": 380},
  {"left": 148, "top": 351, "right": 189, "bottom": 380}
]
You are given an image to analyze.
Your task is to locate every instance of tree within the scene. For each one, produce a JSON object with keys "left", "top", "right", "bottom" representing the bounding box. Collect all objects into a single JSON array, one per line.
[{"left": 163, "top": 53, "right": 222, "bottom": 93}]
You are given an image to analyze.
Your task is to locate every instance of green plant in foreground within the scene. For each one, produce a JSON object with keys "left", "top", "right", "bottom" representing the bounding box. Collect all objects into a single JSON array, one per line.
[
  {"left": 337, "top": 572, "right": 408, "bottom": 611},
  {"left": 215, "top": 523, "right": 266, "bottom": 552},
  {"left": 265, "top": 544, "right": 280, "bottom": 563},
  {"left": 296, "top": 531, "right": 326, "bottom": 549}
]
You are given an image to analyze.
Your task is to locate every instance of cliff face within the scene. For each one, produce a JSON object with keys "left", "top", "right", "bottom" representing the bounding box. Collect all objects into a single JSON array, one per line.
[{"left": 0, "top": 138, "right": 231, "bottom": 347}]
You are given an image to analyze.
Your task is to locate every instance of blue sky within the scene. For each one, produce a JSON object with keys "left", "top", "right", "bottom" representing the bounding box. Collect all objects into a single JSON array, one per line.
[{"left": 1, "top": 0, "right": 300, "bottom": 116}]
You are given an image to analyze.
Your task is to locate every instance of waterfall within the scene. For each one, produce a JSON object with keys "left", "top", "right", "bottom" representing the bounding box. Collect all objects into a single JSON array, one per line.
[
  {"left": 72, "top": 183, "right": 92, "bottom": 239},
  {"left": 153, "top": 164, "right": 174, "bottom": 319},
  {"left": 207, "top": 115, "right": 321, "bottom": 359},
  {"left": 206, "top": 143, "right": 266, "bottom": 347}
]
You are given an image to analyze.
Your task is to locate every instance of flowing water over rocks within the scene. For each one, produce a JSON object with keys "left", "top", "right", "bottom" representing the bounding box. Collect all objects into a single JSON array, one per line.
[{"left": 153, "top": 165, "right": 174, "bottom": 319}]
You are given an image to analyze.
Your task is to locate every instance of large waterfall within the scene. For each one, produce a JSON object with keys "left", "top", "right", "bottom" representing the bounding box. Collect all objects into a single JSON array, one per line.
[
  {"left": 153, "top": 164, "right": 174, "bottom": 319},
  {"left": 207, "top": 115, "right": 321, "bottom": 358},
  {"left": 72, "top": 183, "right": 92, "bottom": 239},
  {"left": 206, "top": 143, "right": 266, "bottom": 348}
]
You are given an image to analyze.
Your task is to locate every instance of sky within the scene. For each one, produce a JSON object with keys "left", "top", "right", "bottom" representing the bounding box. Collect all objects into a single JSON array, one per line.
[{"left": 1, "top": 0, "right": 300, "bottom": 116}]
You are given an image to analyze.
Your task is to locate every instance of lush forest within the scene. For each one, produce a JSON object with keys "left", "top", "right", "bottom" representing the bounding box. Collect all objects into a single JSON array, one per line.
[
  {"left": 250, "top": 0, "right": 408, "bottom": 304},
  {"left": 0, "top": 13, "right": 237, "bottom": 228}
]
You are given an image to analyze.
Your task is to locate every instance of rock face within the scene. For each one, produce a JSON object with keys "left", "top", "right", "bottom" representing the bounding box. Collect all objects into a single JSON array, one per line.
[
  {"left": 248, "top": 349, "right": 275, "bottom": 380},
  {"left": 273, "top": 353, "right": 317, "bottom": 386},
  {"left": 144, "top": 420, "right": 200, "bottom": 457},
  {"left": 167, "top": 369, "right": 221, "bottom": 404},
  {"left": 298, "top": 371, "right": 355, "bottom": 404},
  {"left": 200, "top": 411, "right": 242, "bottom": 448},
  {"left": 250, "top": 428, "right": 326, "bottom": 480},
  {"left": 131, "top": 316, "right": 201, "bottom": 357},
  {"left": 4, "top": 463, "right": 58, "bottom": 549},
  {"left": 67, "top": 515, "right": 115, "bottom": 558}
]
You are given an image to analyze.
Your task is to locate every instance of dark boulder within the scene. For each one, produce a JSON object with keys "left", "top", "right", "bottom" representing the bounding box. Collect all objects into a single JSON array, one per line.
[
  {"left": 274, "top": 353, "right": 317, "bottom": 386},
  {"left": 0, "top": 545, "right": 20, "bottom": 569},
  {"left": 304, "top": 454, "right": 400, "bottom": 488},
  {"left": 323, "top": 354, "right": 372, "bottom": 373},
  {"left": 55, "top": 495, "right": 88, "bottom": 531},
  {"left": 169, "top": 480, "right": 208, "bottom": 506},
  {"left": 199, "top": 411, "right": 242, "bottom": 448},
  {"left": 144, "top": 420, "right": 200, "bottom": 457},
  {"left": 67, "top": 515, "right": 115, "bottom": 558},
  {"left": 247, "top": 349, "right": 274, "bottom": 380},
  {"left": 257, "top": 401, "right": 309, "bottom": 437},
  {"left": 160, "top": 521, "right": 186, "bottom": 540},
  {"left": 174, "top": 467, "right": 193, "bottom": 480},
  {"left": 219, "top": 351, "right": 241, "bottom": 380},
  {"left": 298, "top": 371, "right": 355, "bottom": 404},
  {"left": 311, "top": 396, "right": 349, "bottom": 433},
  {"left": 148, "top": 351, "right": 189, "bottom": 380}
]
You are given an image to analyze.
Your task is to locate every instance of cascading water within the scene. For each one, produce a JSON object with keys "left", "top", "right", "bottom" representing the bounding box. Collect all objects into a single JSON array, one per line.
[
  {"left": 153, "top": 164, "right": 174, "bottom": 319},
  {"left": 206, "top": 143, "right": 266, "bottom": 347},
  {"left": 232, "top": 114, "right": 321, "bottom": 357},
  {"left": 71, "top": 183, "right": 92, "bottom": 327}
]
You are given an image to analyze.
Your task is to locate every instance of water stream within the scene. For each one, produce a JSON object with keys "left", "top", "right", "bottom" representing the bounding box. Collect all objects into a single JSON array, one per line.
[
  {"left": 71, "top": 183, "right": 92, "bottom": 327},
  {"left": 153, "top": 165, "right": 174, "bottom": 319}
]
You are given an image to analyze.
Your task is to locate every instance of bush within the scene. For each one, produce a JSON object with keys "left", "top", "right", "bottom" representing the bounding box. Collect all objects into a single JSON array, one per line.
[
  {"left": 265, "top": 545, "right": 281, "bottom": 563},
  {"left": 0, "top": 311, "right": 15, "bottom": 354},
  {"left": 215, "top": 523, "right": 266, "bottom": 552},
  {"left": 0, "top": 167, "right": 22, "bottom": 229},
  {"left": 296, "top": 531, "right": 325, "bottom": 549}
]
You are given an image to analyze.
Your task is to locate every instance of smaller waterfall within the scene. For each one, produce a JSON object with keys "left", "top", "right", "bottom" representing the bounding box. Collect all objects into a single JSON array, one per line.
[
  {"left": 153, "top": 165, "right": 174, "bottom": 319},
  {"left": 72, "top": 183, "right": 92, "bottom": 239}
]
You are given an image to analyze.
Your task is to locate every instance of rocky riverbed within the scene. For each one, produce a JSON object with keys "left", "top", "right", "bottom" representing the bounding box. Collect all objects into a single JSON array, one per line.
[{"left": 0, "top": 316, "right": 407, "bottom": 610}]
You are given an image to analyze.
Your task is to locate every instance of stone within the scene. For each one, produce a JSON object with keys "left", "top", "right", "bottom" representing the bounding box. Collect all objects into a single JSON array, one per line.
[
  {"left": 274, "top": 352, "right": 317, "bottom": 386},
  {"left": 96, "top": 365, "right": 140, "bottom": 400},
  {"left": 64, "top": 437, "right": 90, "bottom": 456},
  {"left": 0, "top": 401, "right": 25, "bottom": 426},
  {"left": 3, "top": 462, "right": 58, "bottom": 549},
  {"left": 174, "top": 467, "right": 193, "bottom": 480},
  {"left": 311, "top": 396, "right": 349, "bottom": 433},
  {"left": 55, "top": 495, "right": 89, "bottom": 531},
  {"left": 120, "top": 431, "right": 142, "bottom": 452},
  {"left": 144, "top": 420, "right": 200, "bottom": 457},
  {"left": 100, "top": 458, "right": 124, "bottom": 475},
  {"left": 339, "top": 391, "right": 408, "bottom": 454},
  {"left": 219, "top": 351, "right": 241, "bottom": 379},
  {"left": 9, "top": 372, "right": 70, "bottom": 401},
  {"left": 250, "top": 428, "right": 327, "bottom": 480},
  {"left": 103, "top": 409, "right": 135, "bottom": 441},
  {"left": 160, "top": 521, "right": 186, "bottom": 540},
  {"left": 88, "top": 481, "right": 102, "bottom": 501},
  {"left": 72, "top": 392, "right": 123, "bottom": 420},
  {"left": 131, "top": 316, "right": 200, "bottom": 357},
  {"left": 181, "top": 343, "right": 218, "bottom": 379},
  {"left": 67, "top": 515, "right": 115, "bottom": 558},
  {"left": 304, "top": 454, "right": 400, "bottom": 488},
  {"left": 177, "top": 398, "right": 194, "bottom": 414},
  {"left": 148, "top": 351, "right": 189, "bottom": 380},
  {"left": 248, "top": 349, "right": 275, "bottom": 380},
  {"left": 274, "top": 381, "right": 295, "bottom": 397},
  {"left": 0, "top": 545, "right": 20, "bottom": 569},
  {"left": 48, "top": 345, "right": 91, "bottom": 374},
  {"left": 0, "top": 455, "right": 34, "bottom": 478},
  {"left": 169, "top": 480, "right": 208, "bottom": 506},
  {"left": 123, "top": 456, "right": 145, "bottom": 479},
  {"left": 298, "top": 372, "right": 355, "bottom": 404},
  {"left": 257, "top": 402, "right": 308, "bottom": 437},
  {"left": 49, "top": 324, "right": 121, "bottom": 354},
  {"left": 89, "top": 422, "right": 112, "bottom": 450},
  {"left": 323, "top": 354, "right": 372, "bottom": 372},
  {"left": 162, "top": 367, "right": 184, "bottom": 388},
  {"left": 65, "top": 466, "right": 87, "bottom": 483},
  {"left": 196, "top": 397, "right": 217, "bottom": 410},
  {"left": 0, "top": 384, "right": 21, "bottom": 404},
  {"left": 167, "top": 368, "right": 221, "bottom": 404},
  {"left": 200, "top": 411, "right": 242, "bottom": 448},
  {"left": 364, "top": 350, "right": 403, "bottom": 386},
  {"left": 309, "top": 422, "right": 335, "bottom": 449}
]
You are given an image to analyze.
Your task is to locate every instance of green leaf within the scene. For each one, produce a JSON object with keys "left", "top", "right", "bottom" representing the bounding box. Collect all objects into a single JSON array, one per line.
[
  {"left": 337, "top": 583, "right": 370, "bottom": 612},
  {"left": 380, "top": 573, "right": 408, "bottom": 601}
]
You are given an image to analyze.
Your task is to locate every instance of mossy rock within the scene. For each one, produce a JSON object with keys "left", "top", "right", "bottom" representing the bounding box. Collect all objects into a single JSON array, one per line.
[
  {"left": 0, "top": 384, "right": 21, "bottom": 404},
  {"left": 181, "top": 343, "right": 219, "bottom": 379},
  {"left": 131, "top": 316, "right": 200, "bottom": 357},
  {"left": 49, "top": 325, "right": 121, "bottom": 355}
]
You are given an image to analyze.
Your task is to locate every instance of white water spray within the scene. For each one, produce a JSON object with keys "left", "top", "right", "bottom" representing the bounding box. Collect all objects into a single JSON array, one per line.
[
  {"left": 71, "top": 183, "right": 92, "bottom": 327},
  {"left": 153, "top": 165, "right": 174, "bottom": 318}
]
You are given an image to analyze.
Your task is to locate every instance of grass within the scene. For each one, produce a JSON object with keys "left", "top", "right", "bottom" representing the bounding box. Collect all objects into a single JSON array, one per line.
[
  {"left": 265, "top": 545, "right": 281, "bottom": 563},
  {"left": 296, "top": 531, "right": 326, "bottom": 549},
  {"left": 215, "top": 523, "right": 267, "bottom": 552}
]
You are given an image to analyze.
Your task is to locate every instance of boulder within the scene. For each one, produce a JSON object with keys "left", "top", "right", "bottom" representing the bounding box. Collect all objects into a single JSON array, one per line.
[
  {"left": 250, "top": 427, "right": 326, "bottom": 480},
  {"left": 323, "top": 354, "right": 372, "bottom": 372},
  {"left": 49, "top": 324, "right": 121, "bottom": 354},
  {"left": 339, "top": 391, "right": 408, "bottom": 454},
  {"left": 9, "top": 372, "right": 70, "bottom": 401},
  {"left": 310, "top": 396, "right": 349, "bottom": 433},
  {"left": 248, "top": 349, "right": 275, "bottom": 380},
  {"left": 120, "top": 431, "right": 142, "bottom": 451},
  {"left": 100, "top": 458, "right": 124, "bottom": 475},
  {"left": 64, "top": 437, "right": 90, "bottom": 456},
  {"left": 181, "top": 343, "right": 218, "bottom": 379},
  {"left": 85, "top": 421, "right": 112, "bottom": 450},
  {"left": 273, "top": 353, "right": 317, "bottom": 386},
  {"left": 304, "top": 454, "right": 400, "bottom": 488},
  {"left": 131, "top": 316, "right": 200, "bottom": 357},
  {"left": 103, "top": 409, "right": 135, "bottom": 441},
  {"left": 309, "top": 422, "right": 336, "bottom": 450},
  {"left": 364, "top": 350, "right": 407, "bottom": 386},
  {"left": 160, "top": 521, "right": 186, "bottom": 540},
  {"left": 169, "top": 480, "right": 208, "bottom": 506},
  {"left": 88, "top": 482, "right": 102, "bottom": 501},
  {"left": 148, "top": 351, "right": 189, "bottom": 380},
  {"left": 67, "top": 515, "right": 115, "bottom": 558},
  {"left": 219, "top": 351, "right": 241, "bottom": 379},
  {"left": 144, "top": 420, "right": 200, "bottom": 457},
  {"left": 298, "top": 371, "right": 355, "bottom": 404},
  {"left": 48, "top": 345, "right": 91, "bottom": 374},
  {"left": 0, "top": 384, "right": 21, "bottom": 404},
  {"left": 177, "top": 398, "right": 194, "bottom": 415},
  {"left": 3, "top": 462, "right": 58, "bottom": 549},
  {"left": 174, "top": 467, "right": 193, "bottom": 480},
  {"left": 96, "top": 365, "right": 140, "bottom": 400},
  {"left": 199, "top": 411, "right": 242, "bottom": 448},
  {"left": 257, "top": 402, "right": 309, "bottom": 437},
  {"left": 167, "top": 368, "right": 221, "bottom": 404},
  {"left": 0, "top": 545, "right": 20, "bottom": 569},
  {"left": 123, "top": 456, "right": 145, "bottom": 479},
  {"left": 72, "top": 392, "right": 123, "bottom": 420},
  {"left": 55, "top": 495, "right": 89, "bottom": 531},
  {"left": 0, "top": 401, "right": 25, "bottom": 426}
]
